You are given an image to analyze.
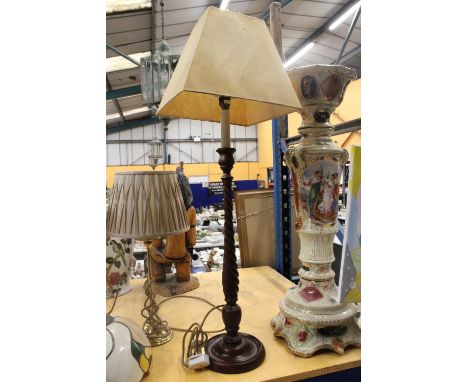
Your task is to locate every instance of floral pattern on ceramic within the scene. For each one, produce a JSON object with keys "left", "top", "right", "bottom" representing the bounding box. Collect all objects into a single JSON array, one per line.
[
  {"left": 271, "top": 65, "right": 360, "bottom": 357},
  {"left": 272, "top": 312, "right": 361, "bottom": 357},
  {"left": 107, "top": 315, "right": 152, "bottom": 382},
  {"left": 106, "top": 238, "right": 133, "bottom": 298}
]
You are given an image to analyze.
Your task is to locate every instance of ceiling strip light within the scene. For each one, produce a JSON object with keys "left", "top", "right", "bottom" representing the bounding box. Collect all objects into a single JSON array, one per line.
[
  {"left": 106, "top": 106, "right": 151, "bottom": 121},
  {"left": 220, "top": 0, "right": 230, "bottom": 11},
  {"left": 284, "top": 42, "right": 315, "bottom": 68},
  {"left": 329, "top": 1, "right": 361, "bottom": 31}
]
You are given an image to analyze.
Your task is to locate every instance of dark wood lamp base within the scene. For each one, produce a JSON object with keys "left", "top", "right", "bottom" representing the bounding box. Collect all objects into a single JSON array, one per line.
[{"left": 205, "top": 332, "right": 265, "bottom": 374}]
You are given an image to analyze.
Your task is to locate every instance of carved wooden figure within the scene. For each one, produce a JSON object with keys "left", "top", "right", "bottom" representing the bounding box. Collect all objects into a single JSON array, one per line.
[{"left": 148, "top": 206, "right": 199, "bottom": 296}]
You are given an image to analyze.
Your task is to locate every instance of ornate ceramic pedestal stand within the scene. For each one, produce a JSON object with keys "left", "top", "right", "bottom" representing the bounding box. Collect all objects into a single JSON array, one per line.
[{"left": 271, "top": 64, "right": 361, "bottom": 357}]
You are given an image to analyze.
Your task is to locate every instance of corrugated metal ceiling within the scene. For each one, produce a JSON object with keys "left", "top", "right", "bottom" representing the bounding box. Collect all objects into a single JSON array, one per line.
[{"left": 106, "top": 0, "right": 361, "bottom": 126}]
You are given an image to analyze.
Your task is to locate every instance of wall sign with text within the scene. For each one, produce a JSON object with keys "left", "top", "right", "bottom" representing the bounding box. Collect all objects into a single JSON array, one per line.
[{"left": 203, "top": 181, "right": 238, "bottom": 196}]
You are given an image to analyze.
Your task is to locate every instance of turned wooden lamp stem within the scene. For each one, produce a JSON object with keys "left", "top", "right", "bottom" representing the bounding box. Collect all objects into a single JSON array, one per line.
[
  {"left": 204, "top": 97, "right": 265, "bottom": 374},
  {"left": 217, "top": 97, "right": 241, "bottom": 342}
]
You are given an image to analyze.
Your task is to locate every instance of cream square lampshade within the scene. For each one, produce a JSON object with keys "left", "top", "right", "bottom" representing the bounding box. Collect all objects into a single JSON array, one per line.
[
  {"left": 157, "top": 6, "right": 301, "bottom": 125},
  {"left": 106, "top": 171, "right": 189, "bottom": 240}
]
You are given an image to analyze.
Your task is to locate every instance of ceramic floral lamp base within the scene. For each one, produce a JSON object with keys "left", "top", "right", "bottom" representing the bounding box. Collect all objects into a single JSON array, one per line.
[
  {"left": 106, "top": 238, "right": 134, "bottom": 299},
  {"left": 106, "top": 283, "right": 132, "bottom": 299},
  {"left": 271, "top": 312, "right": 360, "bottom": 357}
]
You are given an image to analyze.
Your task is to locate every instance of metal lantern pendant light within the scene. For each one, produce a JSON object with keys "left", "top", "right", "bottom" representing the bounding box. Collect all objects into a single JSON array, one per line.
[
  {"left": 144, "top": 1, "right": 170, "bottom": 169},
  {"left": 148, "top": 136, "right": 163, "bottom": 169},
  {"left": 140, "top": 0, "right": 177, "bottom": 106},
  {"left": 148, "top": 121, "right": 163, "bottom": 169}
]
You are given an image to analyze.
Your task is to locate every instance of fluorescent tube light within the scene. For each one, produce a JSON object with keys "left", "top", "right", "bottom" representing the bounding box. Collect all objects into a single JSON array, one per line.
[
  {"left": 220, "top": 0, "right": 230, "bottom": 10},
  {"left": 329, "top": 1, "right": 360, "bottom": 31},
  {"left": 106, "top": 106, "right": 151, "bottom": 121},
  {"left": 284, "top": 42, "right": 315, "bottom": 68}
]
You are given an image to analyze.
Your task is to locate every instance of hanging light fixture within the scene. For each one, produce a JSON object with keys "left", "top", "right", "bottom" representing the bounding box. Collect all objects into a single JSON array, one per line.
[
  {"left": 143, "top": 0, "right": 172, "bottom": 168},
  {"left": 148, "top": 124, "right": 163, "bottom": 169},
  {"left": 140, "top": 0, "right": 178, "bottom": 106}
]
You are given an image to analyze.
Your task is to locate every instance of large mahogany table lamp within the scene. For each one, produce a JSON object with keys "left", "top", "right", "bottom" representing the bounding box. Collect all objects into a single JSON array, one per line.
[{"left": 157, "top": 7, "right": 301, "bottom": 373}]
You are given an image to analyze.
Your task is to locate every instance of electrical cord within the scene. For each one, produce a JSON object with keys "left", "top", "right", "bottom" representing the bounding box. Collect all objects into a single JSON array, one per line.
[
  {"left": 106, "top": 288, "right": 120, "bottom": 316},
  {"left": 236, "top": 206, "right": 274, "bottom": 220},
  {"left": 106, "top": 256, "right": 224, "bottom": 369},
  {"left": 157, "top": 295, "right": 224, "bottom": 367}
]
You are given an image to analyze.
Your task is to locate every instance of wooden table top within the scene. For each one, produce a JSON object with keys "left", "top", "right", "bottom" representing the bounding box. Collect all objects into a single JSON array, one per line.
[{"left": 109, "top": 266, "right": 360, "bottom": 382}]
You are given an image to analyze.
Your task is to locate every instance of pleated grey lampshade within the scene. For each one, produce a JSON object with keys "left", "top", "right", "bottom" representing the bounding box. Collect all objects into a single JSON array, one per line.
[{"left": 106, "top": 171, "right": 189, "bottom": 240}]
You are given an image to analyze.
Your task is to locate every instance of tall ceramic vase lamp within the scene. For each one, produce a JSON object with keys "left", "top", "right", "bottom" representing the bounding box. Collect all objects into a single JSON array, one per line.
[{"left": 271, "top": 64, "right": 361, "bottom": 357}]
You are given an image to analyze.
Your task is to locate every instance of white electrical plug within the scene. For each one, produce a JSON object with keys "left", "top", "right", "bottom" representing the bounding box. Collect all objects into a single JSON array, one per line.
[{"left": 187, "top": 353, "right": 210, "bottom": 370}]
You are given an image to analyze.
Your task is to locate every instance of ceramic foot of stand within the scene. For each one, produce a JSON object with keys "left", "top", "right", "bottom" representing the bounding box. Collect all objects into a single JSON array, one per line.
[
  {"left": 205, "top": 332, "right": 265, "bottom": 374},
  {"left": 271, "top": 312, "right": 361, "bottom": 357}
]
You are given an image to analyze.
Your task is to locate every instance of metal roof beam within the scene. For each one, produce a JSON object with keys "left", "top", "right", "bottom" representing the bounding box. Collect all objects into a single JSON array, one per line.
[
  {"left": 330, "top": 45, "right": 361, "bottom": 65},
  {"left": 259, "top": 0, "right": 294, "bottom": 21},
  {"left": 106, "top": 138, "right": 258, "bottom": 144},
  {"left": 106, "top": 43, "right": 141, "bottom": 66},
  {"left": 336, "top": 6, "right": 360, "bottom": 64},
  {"left": 106, "top": 85, "right": 141, "bottom": 100},
  {"left": 106, "top": 76, "right": 126, "bottom": 123},
  {"left": 284, "top": 0, "right": 360, "bottom": 61},
  {"left": 106, "top": 115, "right": 160, "bottom": 135},
  {"left": 332, "top": 118, "right": 361, "bottom": 136}
]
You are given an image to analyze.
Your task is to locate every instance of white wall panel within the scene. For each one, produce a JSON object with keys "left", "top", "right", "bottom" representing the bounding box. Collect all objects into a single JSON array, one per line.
[
  {"left": 234, "top": 142, "right": 247, "bottom": 161},
  {"left": 212, "top": 122, "right": 221, "bottom": 139},
  {"left": 156, "top": 124, "right": 164, "bottom": 138},
  {"left": 128, "top": 142, "right": 133, "bottom": 163},
  {"left": 201, "top": 142, "right": 216, "bottom": 163},
  {"left": 178, "top": 119, "right": 190, "bottom": 138},
  {"left": 120, "top": 143, "right": 128, "bottom": 164},
  {"left": 107, "top": 144, "right": 120, "bottom": 166},
  {"left": 131, "top": 126, "right": 143, "bottom": 140},
  {"left": 107, "top": 131, "right": 120, "bottom": 140},
  {"left": 245, "top": 124, "right": 257, "bottom": 138},
  {"left": 132, "top": 143, "right": 146, "bottom": 165},
  {"left": 179, "top": 142, "right": 196, "bottom": 163},
  {"left": 143, "top": 125, "right": 153, "bottom": 140},
  {"left": 230, "top": 125, "right": 236, "bottom": 139},
  {"left": 190, "top": 142, "right": 203, "bottom": 163},
  {"left": 119, "top": 129, "right": 132, "bottom": 140},
  {"left": 167, "top": 143, "right": 180, "bottom": 164},
  {"left": 167, "top": 119, "right": 180, "bottom": 139},
  {"left": 106, "top": 119, "right": 258, "bottom": 165},
  {"left": 202, "top": 121, "right": 213, "bottom": 139},
  {"left": 190, "top": 119, "right": 202, "bottom": 137},
  {"left": 235, "top": 124, "right": 245, "bottom": 138},
  {"left": 246, "top": 141, "right": 258, "bottom": 162}
]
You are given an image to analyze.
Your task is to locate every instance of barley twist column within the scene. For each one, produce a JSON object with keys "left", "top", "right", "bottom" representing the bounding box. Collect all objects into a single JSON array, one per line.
[
  {"left": 217, "top": 146, "right": 240, "bottom": 342},
  {"left": 204, "top": 97, "right": 265, "bottom": 374}
]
